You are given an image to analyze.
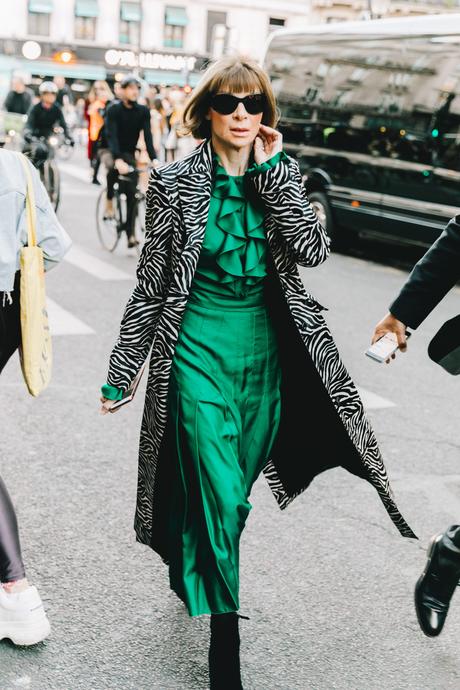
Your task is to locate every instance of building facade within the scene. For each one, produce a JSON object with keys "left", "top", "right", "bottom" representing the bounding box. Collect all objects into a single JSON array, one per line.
[
  {"left": 0, "top": 0, "right": 312, "bottom": 98},
  {"left": 309, "top": 0, "right": 460, "bottom": 23}
]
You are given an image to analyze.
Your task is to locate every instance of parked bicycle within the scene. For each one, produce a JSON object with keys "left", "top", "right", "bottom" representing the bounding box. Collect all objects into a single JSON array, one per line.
[{"left": 96, "top": 165, "right": 150, "bottom": 253}]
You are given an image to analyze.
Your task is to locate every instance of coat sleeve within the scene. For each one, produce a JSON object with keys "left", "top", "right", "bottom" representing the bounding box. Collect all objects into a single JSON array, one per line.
[
  {"left": 106, "top": 170, "right": 173, "bottom": 390},
  {"left": 250, "top": 154, "right": 330, "bottom": 267},
  {"left": 390, "top": 215, "right": 460, "bottom": 329}
]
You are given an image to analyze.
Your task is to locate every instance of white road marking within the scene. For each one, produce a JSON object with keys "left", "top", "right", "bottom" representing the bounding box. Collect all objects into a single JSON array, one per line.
[
  {"left": 64, "top": 245, "right": 133, "bottom": 281},
  {"left": 357, "top": 386, "right": 395, "bottom": 410},
  {"left": 47, "top": 298, "right": 95, "bottom": 336},
  {"left": 59, "top": 161, "right": 94, "bottom": 184}
]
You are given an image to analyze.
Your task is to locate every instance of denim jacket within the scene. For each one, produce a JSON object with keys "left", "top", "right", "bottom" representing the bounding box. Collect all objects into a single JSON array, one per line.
[{"left": 0, "top": 148, "right": 71, "bottom": 296}]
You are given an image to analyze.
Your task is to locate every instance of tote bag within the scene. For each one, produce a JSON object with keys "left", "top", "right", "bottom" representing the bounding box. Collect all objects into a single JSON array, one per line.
[{"left": 17, "top": 153, "right": 52, "bottom": 396}]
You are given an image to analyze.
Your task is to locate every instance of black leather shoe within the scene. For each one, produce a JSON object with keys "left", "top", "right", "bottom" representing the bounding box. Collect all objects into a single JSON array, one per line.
[{"left": 415, "top": 532, "right": 460, "bottom": 637}]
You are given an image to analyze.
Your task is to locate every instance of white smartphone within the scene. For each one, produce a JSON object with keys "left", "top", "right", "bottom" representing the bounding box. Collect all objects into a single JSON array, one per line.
[{"left": 365, "top": 331, "right": 411, "bottom": 363}]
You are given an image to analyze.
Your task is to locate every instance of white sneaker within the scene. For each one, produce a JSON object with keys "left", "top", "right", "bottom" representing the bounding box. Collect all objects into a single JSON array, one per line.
[{"left": 0, "top": 585, "right": 51, "bottom": 645}]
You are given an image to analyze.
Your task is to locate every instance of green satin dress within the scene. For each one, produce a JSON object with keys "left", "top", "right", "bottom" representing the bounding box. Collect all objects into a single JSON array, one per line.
[{"left": 167, "top": 154, "right": 282, "bottom": 617}]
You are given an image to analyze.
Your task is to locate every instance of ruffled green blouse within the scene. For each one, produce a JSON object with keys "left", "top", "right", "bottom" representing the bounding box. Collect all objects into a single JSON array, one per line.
[
  {"left": 102, "top": 150, "right": 285, "bottom": 401},
  {"left": 189, "top": 151, "right": 284, "bottom": 307}
]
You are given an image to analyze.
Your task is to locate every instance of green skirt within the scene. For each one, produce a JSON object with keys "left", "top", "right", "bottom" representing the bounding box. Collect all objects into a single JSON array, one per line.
[{"left": 167, "top": 298, "right": 281, "bottom": 616}]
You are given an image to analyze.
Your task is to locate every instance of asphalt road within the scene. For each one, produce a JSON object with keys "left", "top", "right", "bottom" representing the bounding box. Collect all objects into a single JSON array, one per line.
[{"left": 1, "top": 148, "right": 460, "bottom": 690}]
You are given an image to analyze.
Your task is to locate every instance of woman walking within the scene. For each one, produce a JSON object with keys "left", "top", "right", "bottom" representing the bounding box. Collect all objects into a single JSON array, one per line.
[
  {"left": 101, "top": 56, "right": 415, "bottom": 688},
  {"left": 86, "top": 81, "right": 113, "bottom": 184},
  {"left": 0, "top": 146, "right": 71, "bottom": 644}
]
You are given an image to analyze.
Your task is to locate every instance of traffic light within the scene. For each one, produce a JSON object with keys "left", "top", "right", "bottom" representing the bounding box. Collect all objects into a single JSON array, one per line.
[{"left": 431, "top": 128, "right": 439, "bottom": 138}]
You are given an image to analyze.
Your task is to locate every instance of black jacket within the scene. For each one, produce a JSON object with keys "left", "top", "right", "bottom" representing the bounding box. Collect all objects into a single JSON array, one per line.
[
  {"left": 24, "top": 102, "right": 70, "bottom": 140},
  {"left": 390, "top": 215, "right": 460, "bottom": 329},
  {"left": 105, "top": 101, "right": 156, "bottom": 160},
  {"left": 4, "top": 90, "right": 32, "bottom": 115}
]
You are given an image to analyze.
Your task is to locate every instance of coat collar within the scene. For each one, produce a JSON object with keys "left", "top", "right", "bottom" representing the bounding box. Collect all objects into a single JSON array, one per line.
[
  {"left": 176, "top": 140, "right": 213, "bottom": 240},
  {"left": 176, "top": 139, "right": 213, "bottom": 179}
]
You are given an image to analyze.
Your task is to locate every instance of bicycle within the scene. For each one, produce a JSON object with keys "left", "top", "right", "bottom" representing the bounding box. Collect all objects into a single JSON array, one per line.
[
  {"left": 28, "top": 136, "right": 61, "bottom": 211},
  {"left": 96, "top": 165, "right": 150, "bottom": 253}
]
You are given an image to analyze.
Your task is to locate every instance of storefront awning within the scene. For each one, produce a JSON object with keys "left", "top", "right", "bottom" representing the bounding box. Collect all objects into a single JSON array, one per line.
[
  {"left": 28, "top": 0, "right": 53, "bottom": 12},
  {"left": 75, "top": 0, "right": 98, "bottom": 18},
  {"left": 25, "top": 59, "right": 106, "bottom": 81},
  {"left": 143, "top": 69, "right": 200, "bottom": 87},
  {"left": 165, "top": 6, "right": 188, "bottom": 27},
  {"left": 120, "top": 2, "right": 142, "bottom": 22}
]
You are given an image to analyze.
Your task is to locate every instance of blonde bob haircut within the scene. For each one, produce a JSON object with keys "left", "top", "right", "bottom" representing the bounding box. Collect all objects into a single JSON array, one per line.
[{"left": 181, "top": 55, "right": 279, "bottom": 140}]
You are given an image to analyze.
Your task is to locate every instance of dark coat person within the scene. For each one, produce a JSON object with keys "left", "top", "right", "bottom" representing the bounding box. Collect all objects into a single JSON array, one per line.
[{"left": 372, "top": 213, "right": 460, "bottom": 638}]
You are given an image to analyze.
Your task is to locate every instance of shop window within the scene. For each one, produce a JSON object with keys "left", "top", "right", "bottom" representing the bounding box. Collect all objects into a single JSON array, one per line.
[
  {"left": 269, "top": 17, "right": 285, "bottom": 33},
  {"left": 75, "top": 16, "right": 96, "bottom": 41},
  {"left": 120, "top": 2, "right": 141, "bottom": 45},
  {"left": 120, "top": 19, "right": 140, "bottom": 45},
  {"left": 28, "top": 12, "right": 50, "bottom": 36},
  {"left": 164, "top": 6, "right": 187, "bottom": 49},
  {"left": 207, "top": 11, "right": 226, "bottom": 53}
]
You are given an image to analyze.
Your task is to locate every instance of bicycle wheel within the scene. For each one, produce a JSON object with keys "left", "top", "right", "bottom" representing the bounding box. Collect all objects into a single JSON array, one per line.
[
  {"left": 131, "top": 193, "right": 146, "bottom": 254},
  {"left": 45, "top": 161, "right": 60, "bottom": 211},
  {"left": 96, "top": 188, "right": 121, "bottom": 252}
]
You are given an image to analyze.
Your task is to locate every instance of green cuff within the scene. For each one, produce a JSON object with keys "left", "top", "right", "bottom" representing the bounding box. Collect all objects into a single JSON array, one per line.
[
  {"left": 247, "top": 150, "right": 288, "bottom": 176},
  {"left": 101, "top": 384, "right": 124, "bottom": 401}
]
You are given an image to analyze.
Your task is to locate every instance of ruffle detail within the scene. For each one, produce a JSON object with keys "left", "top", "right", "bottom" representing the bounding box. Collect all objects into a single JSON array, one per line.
[{"left": 211, "top": 160, "right": 266, "bottom": 290}]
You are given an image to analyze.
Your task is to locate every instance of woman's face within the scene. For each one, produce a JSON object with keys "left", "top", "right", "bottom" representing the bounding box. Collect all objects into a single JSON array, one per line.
[{"left": 207, "top": 90, "right": 264, "bottom": 151}]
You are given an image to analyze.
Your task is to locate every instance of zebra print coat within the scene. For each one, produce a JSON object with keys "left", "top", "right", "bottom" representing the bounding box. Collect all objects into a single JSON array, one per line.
[{"left": 107, "top": 139, "right": 416, "bottom": 559}]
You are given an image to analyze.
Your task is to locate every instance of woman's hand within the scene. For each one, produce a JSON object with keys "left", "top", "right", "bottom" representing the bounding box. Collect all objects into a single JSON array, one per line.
[
  {"left": 253, "top": 125, "right": 283, "bottom": 165},
  {"left": 100, "top": 396, "right": 120, "bottom": 415}
]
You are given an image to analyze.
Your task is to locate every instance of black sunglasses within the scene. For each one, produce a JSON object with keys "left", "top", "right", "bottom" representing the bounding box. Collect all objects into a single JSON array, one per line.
[{"left": 210, "top": 93, "right": 266, "bottom": 115}]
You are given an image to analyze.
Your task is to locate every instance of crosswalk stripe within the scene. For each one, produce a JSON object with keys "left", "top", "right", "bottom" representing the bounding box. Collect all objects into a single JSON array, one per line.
[
  {"left": 59, "top": 161, "right": 94, "bottom": 184},
  {"left": 47, "top": 298, "right": 95, "bottom": 336},
  {"left": 64, "top": 245, "right": 133, "bottom": 281},
  {"left": 357, "top": 387, "right": 395, "bottom": 410}
]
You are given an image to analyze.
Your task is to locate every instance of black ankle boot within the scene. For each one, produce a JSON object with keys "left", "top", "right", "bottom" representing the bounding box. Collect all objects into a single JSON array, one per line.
[{"left": 209, "top": 613, "right": 244, "bottom": 690}]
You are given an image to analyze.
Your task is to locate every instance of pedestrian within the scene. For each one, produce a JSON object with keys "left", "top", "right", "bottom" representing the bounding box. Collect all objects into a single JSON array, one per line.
[
  {"left": 371, "top": 214, "right": 460, "bottom": 637},
  {"left": 86, "top": 81, "right": 113, "bottom": 184},
  {"left": 53, "top": 76, "right": 73, "bottom": 108},
  {"left": 0, "top": 145, "right": 71, "bottom": 645},
  {"left": 4, "top": 76, "right": 33, "bottom": 115},
  {"left": 100, "top": 55, "right": 414, "bottom": 688}
]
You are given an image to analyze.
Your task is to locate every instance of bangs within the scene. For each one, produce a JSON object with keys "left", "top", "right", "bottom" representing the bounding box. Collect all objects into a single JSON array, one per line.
[{"left": 210, "top": 65, "right": 264, "bottom": 95}]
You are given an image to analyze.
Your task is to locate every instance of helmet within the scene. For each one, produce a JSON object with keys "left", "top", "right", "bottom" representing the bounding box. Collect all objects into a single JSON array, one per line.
[
  {"left": 39, "top": 81, "right": 58, "bottom": 95},
  {"left": 120, "top": 74, "right": 141, "bottom": 89}
]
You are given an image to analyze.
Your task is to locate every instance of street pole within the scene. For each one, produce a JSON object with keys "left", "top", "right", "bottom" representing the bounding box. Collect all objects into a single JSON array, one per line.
[{"left": 367, "top": 0, "right": 374, "bottom": 19}]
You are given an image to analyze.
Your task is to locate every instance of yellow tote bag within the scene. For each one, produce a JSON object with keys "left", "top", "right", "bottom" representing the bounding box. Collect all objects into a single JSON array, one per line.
[{"left": 18, "top": 153, "right": 52, "bottom": 397}]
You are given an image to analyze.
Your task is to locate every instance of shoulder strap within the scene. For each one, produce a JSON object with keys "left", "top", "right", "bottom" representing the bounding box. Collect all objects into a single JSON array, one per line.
[{"left": 17, "top": 152, "right": 37, "bottom": 248}]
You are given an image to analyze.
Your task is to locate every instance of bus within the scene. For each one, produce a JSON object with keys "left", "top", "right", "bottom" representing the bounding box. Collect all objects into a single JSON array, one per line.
[{"left": 263, "top": 15, "right": 460, "bottom": 249}]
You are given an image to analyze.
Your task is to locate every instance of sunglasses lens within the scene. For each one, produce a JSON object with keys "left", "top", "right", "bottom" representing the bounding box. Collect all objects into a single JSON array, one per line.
[
  {"left": 211, "top": 94, "right": 238, "bottom": 115},
  {"left": 244, "top": 94, "right": 266, "bottom": 114},
  {"left": 211, "top": 93, "right": 266, "bottom": 115}
]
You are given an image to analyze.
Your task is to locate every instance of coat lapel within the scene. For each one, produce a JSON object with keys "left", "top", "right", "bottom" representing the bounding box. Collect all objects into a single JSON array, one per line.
[{"left": 177, "top": 140, "right": 213, "bottom": 246}]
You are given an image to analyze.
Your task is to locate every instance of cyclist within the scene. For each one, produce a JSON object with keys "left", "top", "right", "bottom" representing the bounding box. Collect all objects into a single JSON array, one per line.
[
  {"left": 100, "top": 75, "right": 157, "bottom": 248},
  {"left": 23, "top": 81, "right": 74, "bottom": 166}
]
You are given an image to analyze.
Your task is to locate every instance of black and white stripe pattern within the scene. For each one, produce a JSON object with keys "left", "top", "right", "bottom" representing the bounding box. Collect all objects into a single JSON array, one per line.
[{"left": 107, "top": 140, "right": 416, "bottom": 552}]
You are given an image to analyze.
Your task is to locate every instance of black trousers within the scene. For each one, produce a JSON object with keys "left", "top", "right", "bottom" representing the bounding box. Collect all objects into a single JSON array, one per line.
[
  {"left": 0, "top": 475, "right": 26, "bottom": 583},
  {"left": 0, "top": 274, "right": 25, "bottom": 582},
  {"left": 99, "top": 150, "right": 137, "bottom": 238},
  {"left": 0, "top": 273, "right": 21, "bottom": 374}
]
